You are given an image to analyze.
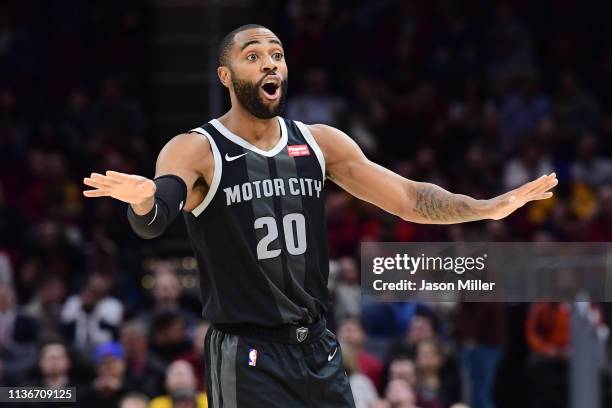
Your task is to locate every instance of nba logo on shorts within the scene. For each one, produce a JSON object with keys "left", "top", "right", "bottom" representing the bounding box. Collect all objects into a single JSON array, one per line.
[{"left": 248, "top": 348, "right": 258, "bottom": 367}]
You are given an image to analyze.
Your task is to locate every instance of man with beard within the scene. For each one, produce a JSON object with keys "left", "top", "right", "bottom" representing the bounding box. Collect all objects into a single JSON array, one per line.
[{"left": 82, "top": 25, "right": 558, "bottom": 407}]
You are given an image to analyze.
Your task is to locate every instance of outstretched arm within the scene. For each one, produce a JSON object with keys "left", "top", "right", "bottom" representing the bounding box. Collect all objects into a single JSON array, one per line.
[
  {"left": 83, "top": 133, "right": 212, "bottom": 237},
  {"left": 309, "top": 124, "right": 557, "bottom": 224}
]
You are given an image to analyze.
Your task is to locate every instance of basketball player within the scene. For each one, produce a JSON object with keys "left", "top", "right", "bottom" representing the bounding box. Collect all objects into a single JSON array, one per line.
[{"left": 82, "top": 25, "right": 557, "bottom": 407}]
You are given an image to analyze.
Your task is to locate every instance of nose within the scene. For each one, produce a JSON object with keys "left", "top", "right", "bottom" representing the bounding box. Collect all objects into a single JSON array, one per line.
[{"left": 261, "top": 55, "right": 278, "bottom": 73}]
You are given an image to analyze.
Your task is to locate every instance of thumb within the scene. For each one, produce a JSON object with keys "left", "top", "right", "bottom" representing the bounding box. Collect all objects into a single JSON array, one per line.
[
  {"left": 144, "top": 179, "right": 156, "bottom": 192},
  {"left": 137, "top": 178, "right": 156, "bottom": 194}
]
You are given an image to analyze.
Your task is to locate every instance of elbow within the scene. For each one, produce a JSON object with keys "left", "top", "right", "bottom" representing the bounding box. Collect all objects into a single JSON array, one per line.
[{"left": 126, "top": 204, "right": 168, "bottom": 240}]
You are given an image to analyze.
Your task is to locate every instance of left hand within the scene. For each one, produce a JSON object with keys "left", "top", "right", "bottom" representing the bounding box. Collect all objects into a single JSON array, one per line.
[{"left": 486, "top": 173, "right": 558, "bottom": 220}]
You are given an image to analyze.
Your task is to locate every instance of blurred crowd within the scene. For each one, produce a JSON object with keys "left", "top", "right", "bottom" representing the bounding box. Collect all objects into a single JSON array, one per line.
[{"left": 1, "top": 1, "right": 612, "bottom": 408}]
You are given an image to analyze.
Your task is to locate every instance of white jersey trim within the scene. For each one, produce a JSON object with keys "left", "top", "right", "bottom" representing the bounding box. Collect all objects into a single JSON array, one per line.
[
  {"left": 209, "top": 117, "right": 288, "bottom": 157},
  {"left": 189, "top": 127, "right": 222, "bottom": 217},
  {"left": 294, "top": 121, "right": 326, "bottom": 182}
]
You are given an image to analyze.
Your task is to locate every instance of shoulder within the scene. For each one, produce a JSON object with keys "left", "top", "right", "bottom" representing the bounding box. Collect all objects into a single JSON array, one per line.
[
  {"left": 305, "top": 124, "right": 342, "bottom": 151},
  {"left": 304, "top": 124, "right": 364, "bottom": 164},
  {"left": 157, "top": 131, "right": 214, "bottom": 173},
  {"left": 304, "top": 123, "right": 339, "bottom": 140},
  {"left": 162, "top": 132, "right": 212, "bottom": 156}
]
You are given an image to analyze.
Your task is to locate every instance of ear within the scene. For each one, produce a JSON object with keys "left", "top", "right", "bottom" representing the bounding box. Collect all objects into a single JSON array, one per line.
[{"left": 217, "top": 66, "right": 231, "bottom": 89}]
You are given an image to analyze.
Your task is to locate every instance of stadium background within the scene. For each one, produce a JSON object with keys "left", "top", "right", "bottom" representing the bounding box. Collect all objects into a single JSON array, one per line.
[{"left": 1, "top": 0, "right": 612, "bottom": 407}]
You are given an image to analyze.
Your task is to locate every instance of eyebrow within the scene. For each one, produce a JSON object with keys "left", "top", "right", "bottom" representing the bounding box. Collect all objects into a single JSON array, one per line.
[{"left": 240, "top": 39, "right": 283, "bottom": 51}]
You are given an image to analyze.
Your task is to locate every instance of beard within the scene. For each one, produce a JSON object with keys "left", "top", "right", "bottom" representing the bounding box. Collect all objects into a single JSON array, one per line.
[{"left": 231, "top": 72, "right": 288, "bottom": 119}]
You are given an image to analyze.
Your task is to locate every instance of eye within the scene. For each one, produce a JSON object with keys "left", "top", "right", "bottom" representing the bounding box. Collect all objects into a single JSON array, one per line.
[
  {"left": 273, "top": 52, "right": 284, "bottom": 61},
  {"left": 247, "top": 53, "right": 258, "bottom": 61}
]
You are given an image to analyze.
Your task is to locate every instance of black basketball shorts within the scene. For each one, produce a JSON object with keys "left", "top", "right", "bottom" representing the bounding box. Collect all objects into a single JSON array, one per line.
[{"left": 204, "top": 319, "right": 356, "bottom": 408}]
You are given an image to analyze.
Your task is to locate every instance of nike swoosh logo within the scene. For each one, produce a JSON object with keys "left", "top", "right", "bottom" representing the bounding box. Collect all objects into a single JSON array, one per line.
[
  {"left": 225, "top": 152, "right": 248, "bottom": 162},
  {"left": 328, "top": 347, "right": 337, "bottom": 361}
]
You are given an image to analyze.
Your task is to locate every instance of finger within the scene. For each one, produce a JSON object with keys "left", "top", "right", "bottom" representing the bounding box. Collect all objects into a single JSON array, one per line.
[
  {"left": 105, "top": 170, "right": 133, "bottom": 183},
  {"left": 526, "top": 173, "right": 556, "bottom": 188},
  {"left": 530, "top": 177, "right": 558, "bottom": 195},
  {"left": 529, "top": 192, "right": 554, "bottom": 201},
  {"left": 516, "top": 176, "right": 545, "bottom": 196},
  {"left": 521, "top": 174, "right": 558, "bottom": 196},
  {"left": 83, "top": 177, "right": 110, "bottom": 189},
  {"left": 83, "top": 189, "right": 110, "bottom": 197},
  {"left": 90, "top": 173, "right": 118, "bottom": 186}
]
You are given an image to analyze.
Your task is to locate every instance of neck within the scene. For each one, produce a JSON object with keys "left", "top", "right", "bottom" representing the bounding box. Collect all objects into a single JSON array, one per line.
[{"left": 218, "top": 106, "right": 280, "bottom": 146}]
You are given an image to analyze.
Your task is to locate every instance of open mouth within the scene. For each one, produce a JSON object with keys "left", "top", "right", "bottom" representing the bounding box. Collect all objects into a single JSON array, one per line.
[
  {"left": 261, "top": 77, "right": 281, "bottom": 100},
  {"left": 262, "top": 83, "right": 279, "bottom": 96}
]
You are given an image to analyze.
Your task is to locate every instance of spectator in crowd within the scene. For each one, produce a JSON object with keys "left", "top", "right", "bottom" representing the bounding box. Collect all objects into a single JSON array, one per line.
[
  {"left": 587, "top": 184, "right": 612, "bottom": 241},
  {"left": 23, "top": 276, "right": 67, "bottom": 339},
  {"left": 22, "top": 218, "right": 84, "bottom": 289},
  {"left": 142, "top": 263, "right": 199, "bottom": 327},
  {"left": 0, "top": 252, "right": 12, "bottom": 285},
  {"left": 371, "top": 400, "right": 391, "bottom": 408},
  {"left": 0, "top": 282, "right": 39, "bottom": 386},
  {"left": 332, "top": 257, "right": 362, "bottom": 323},
  {"left": 503, "top": 140, "right": 554, "bottom": 190},
  {"left": 0, "top": 183, "right": 25, "bottom": 254},
  {"left": 414, "top": 339, "right": 461, "bottom": 408},
  {"left": 120, "top": 319, "right": 165, "bottom": 397},
  {"left": 345, "top": 75, "right": 388, "bottom": 155},
  {"left": 525, "top": 302, "right": 570, "bottom": 408},
  {"left": 382, "top": 306, "right": 444, "bottom": 375},
  {"left": 32, "top": 340, "right": 73, "bottom": 388},
  {"left": 382, "top": 351, "right": 446, "bottom": 408},
  {"left": 92, "top": 78, "right": 146, "bottom": 137},
  {"left": 0, "top": 283, "right": 38, "bottom": 348},
  {"left": 60, "top": 272, "right": 123, "bottom": 351},
  {"left": 498, "top": 69, "right": 551, "bottom": 150},
  {"left": 384, "top": 378, "right": 421, "bottom": 408},
  {"left": 342, "top": 344, "right": 379, "bottom": 408},
  {"left": 457, "top": 303, "right": 505, "bottom": 408},
  {"left": 525, "top": 302, "right": 570, "bottom": 359},
  {"left": 178, "top": 320, "right": 209, "bottom": 391},
  {"left": 286, "top": 67, "right": 346, "bottom": 127},
  {"left": 119, "top": 392, "right": 149, "bottom": 408},
  {"left": 571, "top": 133, "right": 612, "bottom": 187},
  {"left": 485, "top": 3, "right": 535, "bottom": 84},
  {"left": 361, "top": 302, "right": 422, "bottom": 338},
  {"left": 82, "top": 341, "right": 133, "bottom": 408},
  {"left": 150, "top": 359, "right": 208, "bottom": 408},
  {"left": 388, "top": 354, "right": 417, "bottom": 389},
  {"left": 150, "top": 311, "right": 192, "bottom": 365},
  {"left": 337, "top": 316, "right": 384, "bottom": 390},
  {"left": 555, "top": 70, "right": 600, "bottom": 135},
  {"left": 404, "top": 310, "right": 440, "bottom": 352}
]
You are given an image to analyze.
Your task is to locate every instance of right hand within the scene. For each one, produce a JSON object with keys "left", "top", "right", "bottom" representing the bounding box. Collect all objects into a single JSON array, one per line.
[{"left": 83, "top": 171, "right": 156, "bottom": 212}]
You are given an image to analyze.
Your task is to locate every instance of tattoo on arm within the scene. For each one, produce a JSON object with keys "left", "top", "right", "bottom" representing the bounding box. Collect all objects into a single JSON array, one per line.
[{"left": 413, "top": 183, "right": 483, "bottom": 223}]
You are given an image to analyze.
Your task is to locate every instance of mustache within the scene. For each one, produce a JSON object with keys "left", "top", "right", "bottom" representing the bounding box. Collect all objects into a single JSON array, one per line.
[{"left": 256, "top": 72, "right": 286, "bottom": 87}]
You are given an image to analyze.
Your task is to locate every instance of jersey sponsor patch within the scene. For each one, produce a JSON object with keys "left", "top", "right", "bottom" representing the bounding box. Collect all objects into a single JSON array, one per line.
[
  {"left": 288, "top": 144, "right": 310, "bottom": 157},
  {"left": 248, "top": 348, "right": 258, "bottom": 366}
]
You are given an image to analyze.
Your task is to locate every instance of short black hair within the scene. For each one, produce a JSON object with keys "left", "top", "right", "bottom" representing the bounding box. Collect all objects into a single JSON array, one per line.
[{"left": 218, "top": 24, "right": 269, "bottom": 66}]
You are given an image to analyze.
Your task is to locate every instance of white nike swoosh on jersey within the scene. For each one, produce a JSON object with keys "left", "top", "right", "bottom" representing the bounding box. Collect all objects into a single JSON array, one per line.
[
  {"left": 328, "top": 347, "right": 338, "bottom": 361},
  {"left": 225, "top": 152, "right": 248, "bottom": 162}
]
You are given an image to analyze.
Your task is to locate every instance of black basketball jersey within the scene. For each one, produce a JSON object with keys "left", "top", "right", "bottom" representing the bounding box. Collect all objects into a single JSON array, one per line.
[{"left": 183, "top": 117, "right": 330, "bottom": 326}]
